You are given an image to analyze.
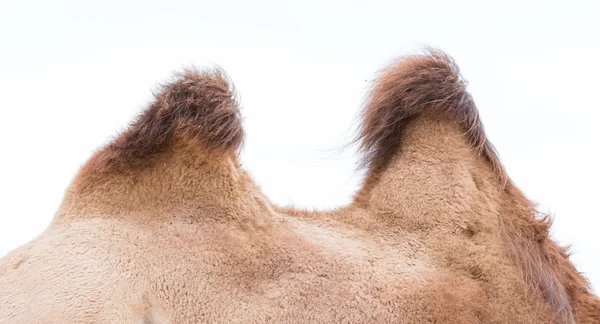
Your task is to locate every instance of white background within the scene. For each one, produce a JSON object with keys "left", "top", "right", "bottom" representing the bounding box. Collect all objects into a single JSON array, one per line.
[{"left": 0, "top": 1, "right": 598, "bottom": 292}]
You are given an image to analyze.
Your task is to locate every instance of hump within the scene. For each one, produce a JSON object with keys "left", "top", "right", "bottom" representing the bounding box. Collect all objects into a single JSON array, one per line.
[
  {"left": 109, "top": 68, "right": 243, "bottom": 163},
  {"left": 356, "top": 48, "right": 505, "bottom": 183}
]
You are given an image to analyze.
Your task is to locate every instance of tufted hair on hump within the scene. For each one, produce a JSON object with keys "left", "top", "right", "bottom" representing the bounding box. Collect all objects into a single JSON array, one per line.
[
  {"left": 111, "top": 68, "right": 244, "bottom": 162},
  {"left": 356, "top": 48, "right": 505, "bottom": 184}
]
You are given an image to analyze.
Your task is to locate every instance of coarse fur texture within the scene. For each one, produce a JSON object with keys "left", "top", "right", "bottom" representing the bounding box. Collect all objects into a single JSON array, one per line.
[
  {"left": 0, "top": 49, "right": 598, "bottom": 323},
  {"left": 90, "top": 68, "right": 243, "bottom": 170},
  {"left": 355, "top": 49, "right": 503, "bottom": 183}
]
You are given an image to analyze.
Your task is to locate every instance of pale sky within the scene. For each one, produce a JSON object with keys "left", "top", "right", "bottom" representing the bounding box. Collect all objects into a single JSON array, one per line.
[{"left": 0, "top": 0, "right": 598, "bottom": 292}]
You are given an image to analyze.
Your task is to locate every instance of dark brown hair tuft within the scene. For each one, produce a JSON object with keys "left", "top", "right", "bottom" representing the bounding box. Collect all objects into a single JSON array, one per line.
[
  {"left": 112, "top": 68, "right": 244, "bottom": 161},
  {"left": 356, "top": 48, "right": 506, "bottom": 183}
]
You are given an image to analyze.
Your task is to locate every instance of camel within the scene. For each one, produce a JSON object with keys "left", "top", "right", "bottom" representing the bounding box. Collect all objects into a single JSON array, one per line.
[{"left": 0, "top": 49, "right": 598, "bottom": 324}]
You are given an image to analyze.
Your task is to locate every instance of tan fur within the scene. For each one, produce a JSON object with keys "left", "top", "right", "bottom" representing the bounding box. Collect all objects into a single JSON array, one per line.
[{"left": 0, "top": 49, "right": 597, "bottom": 323}]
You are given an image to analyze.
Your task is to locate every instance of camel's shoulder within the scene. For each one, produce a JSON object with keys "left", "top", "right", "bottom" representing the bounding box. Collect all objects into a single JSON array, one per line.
[{"left": 0, "top": 218, "right": 158, "bottom": 323}]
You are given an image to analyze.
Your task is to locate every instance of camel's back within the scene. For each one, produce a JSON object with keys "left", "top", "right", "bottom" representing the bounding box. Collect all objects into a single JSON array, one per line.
[
  {"left": 0, "top": 212, "right": 551, "bottom": 323},
  {"left": 2, "top": 50, "right": 599, "bottom": 323},
  {"left": 0, "top": 215, "right": 439, "bottom": 323}
]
